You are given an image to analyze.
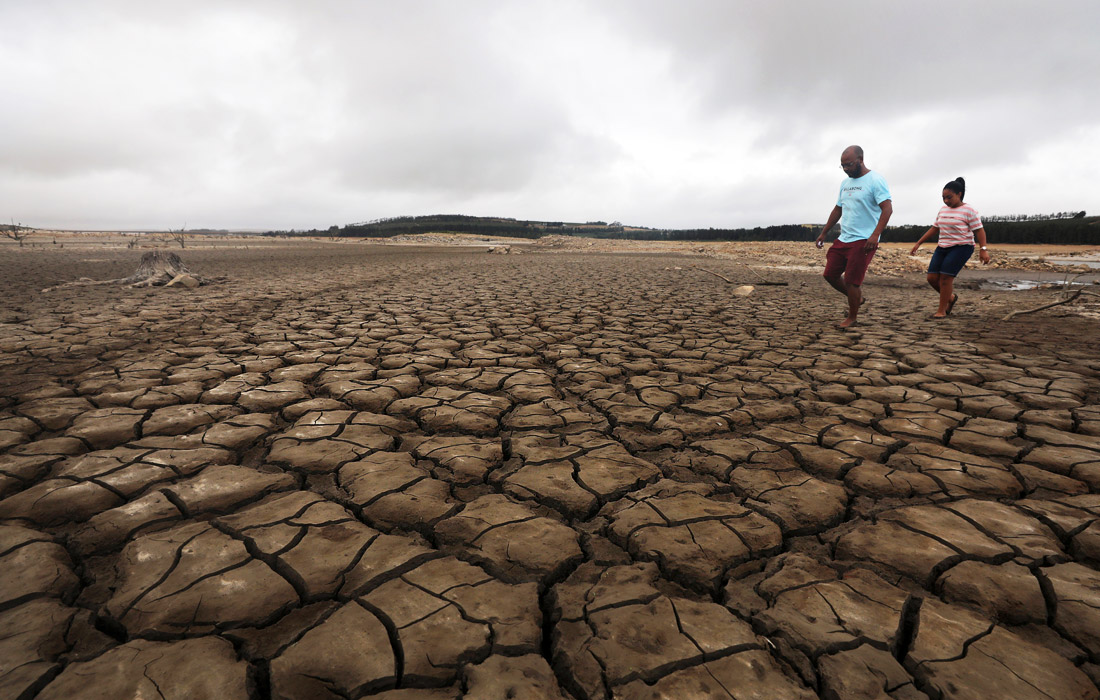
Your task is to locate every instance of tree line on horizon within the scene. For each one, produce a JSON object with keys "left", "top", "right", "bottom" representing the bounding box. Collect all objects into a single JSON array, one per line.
[
  {"left": 262, "top": 212, "right": 1099, "bottom": 245},
  {"left": 983, "top": 211, "right": 1086, "bottom": 222}
]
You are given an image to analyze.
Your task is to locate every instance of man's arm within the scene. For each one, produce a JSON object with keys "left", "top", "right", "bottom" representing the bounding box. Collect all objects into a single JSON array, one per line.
[
  {"left": 816, "top": 205, "right": 842, "bottom": 246},
  {"left": 865, "top": 199, "right": 892, "bottom": 250}
]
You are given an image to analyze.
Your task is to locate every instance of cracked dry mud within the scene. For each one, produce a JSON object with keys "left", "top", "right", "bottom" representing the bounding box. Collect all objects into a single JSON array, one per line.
[{"left": 2, "top": 242, "right": 1100, "bottom": 700}]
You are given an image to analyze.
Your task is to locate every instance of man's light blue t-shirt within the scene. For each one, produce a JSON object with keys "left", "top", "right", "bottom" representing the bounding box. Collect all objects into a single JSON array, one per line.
[{"left": 836, "top": 171, "right": 891, "bottom": 242}]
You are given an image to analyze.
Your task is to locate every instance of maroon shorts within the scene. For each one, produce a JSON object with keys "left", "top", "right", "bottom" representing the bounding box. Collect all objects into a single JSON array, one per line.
[{"left": 824, "top": 239, "right": 877, "bottom": 286}]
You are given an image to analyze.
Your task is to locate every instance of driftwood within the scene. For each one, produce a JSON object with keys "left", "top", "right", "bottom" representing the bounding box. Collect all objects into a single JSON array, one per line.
[
  {"left": 690, "top": 264, "right": 788, "bottom": 286},
  {"left": 42, "top": 251, "right": 206, "bottom": 292},
  {"left": 1002, "top": 270, "right": 1100, "bottom": 320},
  {"left": 692, "top": 265, "right": 733, "bottom": 283},
  {"left": 1002, "top": 289, "right": 1084, "bottom": 320}
]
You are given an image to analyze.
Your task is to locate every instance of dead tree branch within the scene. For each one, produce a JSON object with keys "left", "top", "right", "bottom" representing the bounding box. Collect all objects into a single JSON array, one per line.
[
  {"left": 1002, "top": 289, "right": 1084, "bottom": 320},
  {"left": 691, "top": 265, "right": 733, "bottom": 283},
  {"left": 689, "top": 264, "right": 788, "bottom": 286}
]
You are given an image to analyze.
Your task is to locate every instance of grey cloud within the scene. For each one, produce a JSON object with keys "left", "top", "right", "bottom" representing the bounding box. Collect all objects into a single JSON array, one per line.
[
  {"left": 601, "top": 1, "right": 1099, "bottom": 117},
  {"left": 1, "top": 0, "right": 1098, "bottom": 229},
  {"left": 596, "top": 0, "right": 1100, "bottom": 179},
  {"left": 331, "top": 124, "right": 620, "bottom": 196}
]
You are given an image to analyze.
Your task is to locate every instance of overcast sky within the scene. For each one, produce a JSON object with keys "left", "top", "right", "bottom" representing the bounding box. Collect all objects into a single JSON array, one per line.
[{"left": 2, "top": 0, "right": 1098, "bottom": 231}]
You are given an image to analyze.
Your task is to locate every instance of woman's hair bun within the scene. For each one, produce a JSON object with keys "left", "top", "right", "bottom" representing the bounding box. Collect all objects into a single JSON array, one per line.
[{"left": 944, "top": 177, "right": 966, "bottom": 198}]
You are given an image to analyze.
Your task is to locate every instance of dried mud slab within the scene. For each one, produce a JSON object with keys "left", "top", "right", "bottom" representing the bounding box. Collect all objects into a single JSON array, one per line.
[
  {"left": 268, "top": 601, "right": 397, "bottom": 698},
  {"left": 434, "top": 493, "right": 583, "bottom": 584},
  {"left": 3, "top": 244, "right": 1100, "bottom": 698},
  {"left": 266, "top": 410, "right": 412, "bottom": 472},
  {"left": 498, "top": 433, "right": 662, "bottom": 519},
  {"left": 551, "top": 562, "right": 815, "bottom": 699},
  {"left": 35, "top": 637, "right": 251, "bottom": 700},
  {"left": 462, "top": 654, "right": 570, "bottom": 699},
  {"left": 748, "top": 554, "right": 913, "bottom": 660},
  {"left": 0, "top": 524, "right": 80, "bottom": 609},
  {"left": 0, "top": 599, "right": 86, "bottom": 699},
  {"left": 834, "top": 499, "right": 1063, "bottom": 587},
  {"left": 602, "top": 480, "right": 782, "bottom": 592},
  {"left": 906, "top": 597, "right": 1098, "bottom": 700},
  {"left": 0, "top": 446, "right": 234, "bottom": 525},
  {"left": 339, "top": 451, "right": 457, "bottom": 531}
]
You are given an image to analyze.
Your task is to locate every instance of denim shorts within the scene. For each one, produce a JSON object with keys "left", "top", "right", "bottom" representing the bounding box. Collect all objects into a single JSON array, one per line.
[{"left": 928, "top": 244, "right": 974, "bottom": 277}]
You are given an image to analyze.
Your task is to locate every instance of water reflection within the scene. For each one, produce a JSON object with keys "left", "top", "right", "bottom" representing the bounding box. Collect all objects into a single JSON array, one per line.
[{"left": 1044, "top": 257, "right": 1100, "bottom": 269}]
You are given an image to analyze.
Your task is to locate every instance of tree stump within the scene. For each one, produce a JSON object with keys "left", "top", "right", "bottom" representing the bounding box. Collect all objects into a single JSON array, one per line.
[
  {"left": 42, "top": 251, "right": 209, "bottom": 292},
  {"left": 122, "top": 251, "right": 195, "bottom": 287}
]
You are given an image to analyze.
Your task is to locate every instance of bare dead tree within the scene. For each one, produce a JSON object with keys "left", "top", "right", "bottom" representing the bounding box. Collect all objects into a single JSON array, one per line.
[
  {"left": 171, "top": 225, "right": 187, "bottom": 248},
  {"left": 3, "top": 224, "right": 30, "bottom": 247}
]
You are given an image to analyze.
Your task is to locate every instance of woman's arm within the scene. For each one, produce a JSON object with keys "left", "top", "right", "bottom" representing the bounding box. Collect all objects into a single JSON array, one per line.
[
  {"left": 910, "top": 226, "right": 938, "bottom": 255},
  {"left": 974, "top": 227, "right": 990, "bottom": 264}
]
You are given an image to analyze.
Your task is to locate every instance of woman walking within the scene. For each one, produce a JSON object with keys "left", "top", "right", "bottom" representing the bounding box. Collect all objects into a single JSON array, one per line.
[{"left": 910, "top": 177, "right": 991, "bottom": 318}]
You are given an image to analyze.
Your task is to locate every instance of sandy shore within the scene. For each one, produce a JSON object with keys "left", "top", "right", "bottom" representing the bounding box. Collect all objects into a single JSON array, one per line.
[{"left": 2, "top": 240, "right": 1100, "bottom": 698}]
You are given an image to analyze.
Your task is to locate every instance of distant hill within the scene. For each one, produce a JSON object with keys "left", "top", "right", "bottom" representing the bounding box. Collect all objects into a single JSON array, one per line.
[
  {"left": 327, "top": 215, "right": 637, "bottom": 240},
  {"left": 274, "top": 214, "right": 817, "bottom": 242},
  {"left": 266, "top": 213, "right": 1100, "bottom": 245}
]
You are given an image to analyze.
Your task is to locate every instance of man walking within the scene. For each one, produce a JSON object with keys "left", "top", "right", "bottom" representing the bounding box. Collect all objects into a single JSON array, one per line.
[{"left": 815, "top": 145, "right": 892, "bottom": 328}]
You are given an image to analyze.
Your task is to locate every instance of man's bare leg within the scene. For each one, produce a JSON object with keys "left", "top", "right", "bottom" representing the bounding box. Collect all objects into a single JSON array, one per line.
[
  {"left": 838, "top": 283, "right": 862, "bottom": 327},
  {"left": 824, "top": 274, "right": 847, "bottom": 296},
  {"left": 825, "top": 274, "right": 861, "bottom": 327}
]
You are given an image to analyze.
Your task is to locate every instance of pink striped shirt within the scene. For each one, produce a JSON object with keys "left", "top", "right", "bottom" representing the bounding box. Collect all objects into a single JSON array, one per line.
[{"left": 935, "top": 204, "right": 982, "bottom": 246}]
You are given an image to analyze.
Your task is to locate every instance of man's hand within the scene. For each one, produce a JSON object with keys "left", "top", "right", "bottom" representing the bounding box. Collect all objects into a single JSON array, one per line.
[
  {"left": 864, "top": 235, "right": 879, "bottom": 252},
  {"left": 815, "top": 234, "right": 825, "bottom": 249}
]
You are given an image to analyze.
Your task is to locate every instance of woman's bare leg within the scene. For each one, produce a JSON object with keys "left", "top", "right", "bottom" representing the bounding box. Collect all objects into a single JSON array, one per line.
[{"left": 933, "top": 275, "right": 956, "bottom": 317}]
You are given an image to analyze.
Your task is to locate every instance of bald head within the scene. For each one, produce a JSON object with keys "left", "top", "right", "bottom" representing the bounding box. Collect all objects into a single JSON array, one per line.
[{"left": 840, "top": 145, "right": 868, "bottom": 177}]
